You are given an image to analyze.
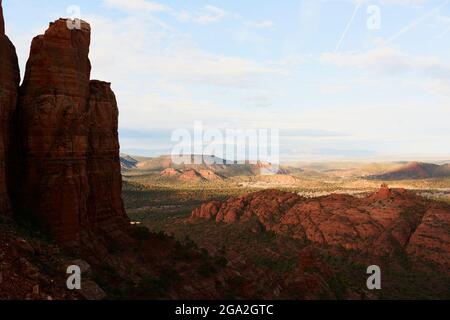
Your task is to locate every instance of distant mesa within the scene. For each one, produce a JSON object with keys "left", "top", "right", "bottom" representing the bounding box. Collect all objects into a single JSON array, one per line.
[
  {"left": 367, "top": 162, "right": 450, "bottom": 180},
  {"left": 160, "top": 167, "right": 223, "bottom": 182}
]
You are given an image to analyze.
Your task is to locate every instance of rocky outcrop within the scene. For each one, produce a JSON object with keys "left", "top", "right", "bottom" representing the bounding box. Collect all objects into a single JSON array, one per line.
[
  {"left": 160, "top": 168, "right": 223, "bottom": 182},
  {"left": 406, "top": 204, "right": 450, "bottom": 272},
  {"left": 14, "top": 18, "right": 128, "bottom": 244},
  {"left": 0, "top": 0, "right": 20, "bottom": 216},
  {"left": 191, "top": 186, "right": 450, "bottom": 274},
  {"left": 160, "top": 168, "right": 181, "bottom": 176},
  {"left": 282, "top": 247, "right": 335, "bottom": 300},
  {"left": 86, "top": 80, "right": 129, "bottom": 232},
  {"left": 198, "top": 169, "right": 222, "bottom": 181},
  {"left": 179, "top": 169, "right": 204, "bottom": 182},
  {"left": 16, "top": 19, "right": 91, "bottom": 243},
  {"left": 0, "top": 223, "right": 81, "bottom": 300}
]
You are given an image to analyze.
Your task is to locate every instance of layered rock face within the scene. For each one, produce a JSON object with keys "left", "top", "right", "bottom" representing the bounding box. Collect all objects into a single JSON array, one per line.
[
  {"left": 86, "top": 80, "right": 128, "bottom": 231},
  {"left": 16, "top": 19, "right": 91, "bottom": 242},
  {"left": 0, "top": 0, "right": 20, "bottom": 216},
  {"left": 15, "top": 18, "right": 128, "bottom": 243},
  {"left": 192, "top": 187, "right": 450, "bottom": 274}
]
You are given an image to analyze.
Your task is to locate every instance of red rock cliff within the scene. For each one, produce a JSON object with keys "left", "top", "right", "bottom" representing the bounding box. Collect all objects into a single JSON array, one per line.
[
  {"left": 16, "top": 18, "right": 128, "bottom": 243},
  {"left": 86, "top": 80, "right": 128, "bottom": 232},
  {"left": 0, "top": 0, "right": 20, "bottom": 216},
  {"left": 192, "top": 187, "right": 450, "bottom": 274}
]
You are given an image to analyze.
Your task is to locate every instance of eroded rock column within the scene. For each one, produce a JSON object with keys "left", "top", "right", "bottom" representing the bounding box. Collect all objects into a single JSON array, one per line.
[{"left": 0, "top": 0, "right": 20, "bottom": 216}]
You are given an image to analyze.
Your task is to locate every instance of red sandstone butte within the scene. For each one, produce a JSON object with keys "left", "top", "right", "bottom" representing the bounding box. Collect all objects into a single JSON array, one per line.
[
  {"left": 0, "top": 0, "right": 20, "bottom": 216},
  {"left": 16, "top": 18, "right": 128, "bottom": 243}
]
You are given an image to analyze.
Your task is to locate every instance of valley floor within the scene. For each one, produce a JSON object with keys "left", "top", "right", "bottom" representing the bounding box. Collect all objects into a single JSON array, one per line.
[{"left": 122, "top": 172, "right": 450, "bottom": 300}]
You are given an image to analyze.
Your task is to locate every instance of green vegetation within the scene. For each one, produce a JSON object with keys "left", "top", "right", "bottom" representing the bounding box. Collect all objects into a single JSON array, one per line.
[{"left": 121, "top": 166, "right": 450, "bottom": 300}]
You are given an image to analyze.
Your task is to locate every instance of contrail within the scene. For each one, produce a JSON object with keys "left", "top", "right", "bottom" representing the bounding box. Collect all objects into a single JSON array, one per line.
[
  {"left": 335, "top": 2, "right": 362, "bottom": 52},
  {"left": 383, "top": 0, "right": 450, "bottom": 46}
]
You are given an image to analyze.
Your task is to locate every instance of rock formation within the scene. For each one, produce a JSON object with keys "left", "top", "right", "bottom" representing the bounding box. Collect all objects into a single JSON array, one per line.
[
  {"left": 192, "top": 186, "right": 450, "bottom": 274},
  {"left": 198, "top": 169, "right": 222, "bottom": 181},
  {"left": 160, "top": 168, "right": 182, "bottom": 176},
  {"left": 14, "top": 18, "right": 128, "bottom": 244},
  {"left": 15, "top": 18, "right": 92, "bottom": 243},
  {"left": 86, "top": 80, "right": 129, "bottom": 232},
  {"left": 0, "top": 0, "right": 20, "bottom": 216},
  {"left": 160, "top": 168, "right": 223, "bottom": 182}
]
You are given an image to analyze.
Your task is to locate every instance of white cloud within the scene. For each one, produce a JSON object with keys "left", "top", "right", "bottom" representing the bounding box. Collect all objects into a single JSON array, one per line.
[
  {"left": 76, "top": 11, "right": 285, "bottom": 134},
  {"left": 171, "top": 4, "right": 230, "bottom": 25},
  {"left": 378, "top": 0, "right": 429, "bottom": 6},
  {"left": 195, "top": 5, "right": 228, "bottom": 25},
  {"left": 348, "top": 0, "right": 429, "bottom": 6},
  {"left": 245, "top": 20, "right": 275, "bottom": 29},
  {"left": 321, "top": 47, "right": 409, "bottom": 71},
  {"left": 321, "top": 47, "right": 449, "bottom": 75},
  {"left": 88, "top": 13, "right": 280, "bottom": 87},
  {"left": 173, "top": 10, "right": 191, "bottom": 23},
  {"left": 321, "top": 47, "right": 450, "bottom": 94},
  {"left": 103, "top": 0, "right": 168, "bottom": 12}
]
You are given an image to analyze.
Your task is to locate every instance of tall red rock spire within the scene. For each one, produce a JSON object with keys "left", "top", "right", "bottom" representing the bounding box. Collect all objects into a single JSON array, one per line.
[
  {"left": 0, "top": 0, "right": 20, "bottom": 216},
  {"left": 16, "top": 18, "right": 128, "bottom": 243}
]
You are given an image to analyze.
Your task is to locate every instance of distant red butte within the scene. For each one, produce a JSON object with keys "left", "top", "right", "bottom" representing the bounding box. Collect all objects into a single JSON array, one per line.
[
  {"left": 160, "top": 168, "right": 182, "bottom": 176},
  {"left": 179, "top": 169, "right": 205, "bottom": 182},
  {"left": 368, "top": 162, "right": 450, "bottom": 180},
  {"left": 160, "top": 168, "right": 223, "bottom": 182},
  {"left": 198, "top": 169, "right": 222, "bottom": 181},
  {"left": 192, "top": 185, "right": 450, "bottom": 274}
]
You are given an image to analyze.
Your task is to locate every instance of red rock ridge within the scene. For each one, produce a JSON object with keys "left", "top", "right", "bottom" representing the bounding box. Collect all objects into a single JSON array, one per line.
[
  {"left": 0, "top": 0, "right": 20, "bottom": 216},
  {"left": 191, "top": 186, "right": 450, "bottom": 274}
]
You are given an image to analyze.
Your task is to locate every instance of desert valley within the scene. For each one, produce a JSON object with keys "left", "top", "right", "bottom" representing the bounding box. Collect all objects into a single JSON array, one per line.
[{"left": 121, "top": 154, "right": 450, "bottom": 299}]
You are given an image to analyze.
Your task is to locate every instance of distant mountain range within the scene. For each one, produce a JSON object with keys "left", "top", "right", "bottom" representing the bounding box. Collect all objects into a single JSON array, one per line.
[
  {"left": 122, "top": 155, "right": 450, "bottom": 182},
  {"left": 367, "top": 162, "right": 450, "bottom": 180},
  {"left": 119, "top": 154, "right": 286, "bottom": 177}
]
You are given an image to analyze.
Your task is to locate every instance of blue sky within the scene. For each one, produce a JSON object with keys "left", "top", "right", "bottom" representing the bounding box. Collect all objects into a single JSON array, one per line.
[{"left": 3, "top": 0, "right": 450, "bottom": 160}]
